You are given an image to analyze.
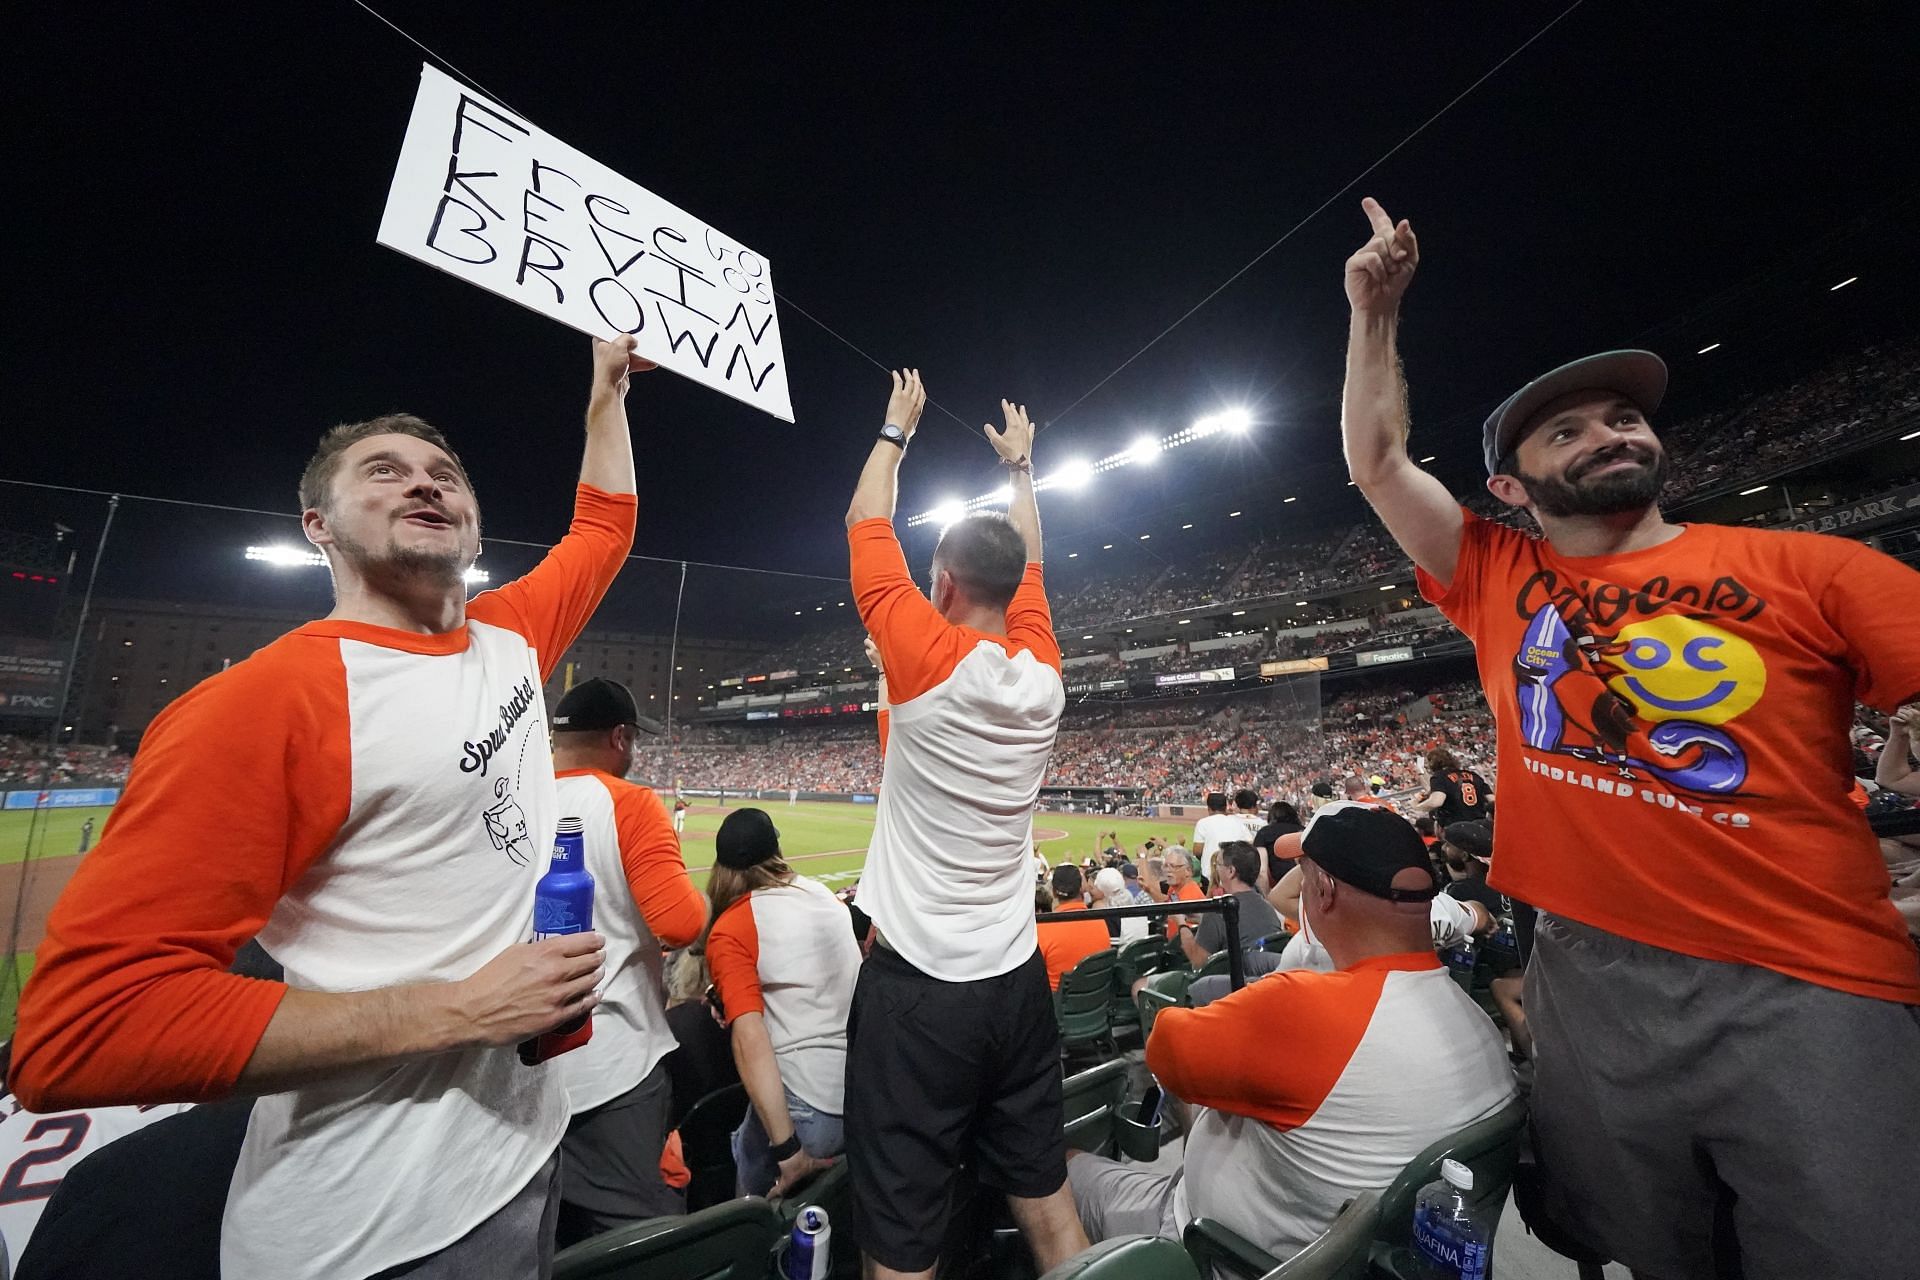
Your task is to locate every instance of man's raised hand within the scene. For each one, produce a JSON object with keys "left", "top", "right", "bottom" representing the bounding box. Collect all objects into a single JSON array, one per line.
[
  {"left": 884, "top": 369, "right": 927, "bottom": 439},
  {"left": 1344, "top": 197, "right": 1420, "bottom": 316},
  {"left": 984, "top": 400, "right": 1035, "bottom": 468},
  {"left": 591, "top": 334, "right": 657, "bottom": 402}
]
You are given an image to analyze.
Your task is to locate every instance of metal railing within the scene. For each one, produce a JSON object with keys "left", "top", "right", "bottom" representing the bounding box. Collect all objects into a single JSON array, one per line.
[{"left": 1037, "top": 894, "right": 1249, "bottom": 991}]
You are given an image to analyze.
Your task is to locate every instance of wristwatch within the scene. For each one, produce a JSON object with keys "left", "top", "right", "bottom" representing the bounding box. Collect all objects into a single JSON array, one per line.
[
  {"left": 769, "top": 1131, "right": 804, "bottom": 1162},
  {"left": 879, "top": 423, "right": 908, "bottom": 449}
]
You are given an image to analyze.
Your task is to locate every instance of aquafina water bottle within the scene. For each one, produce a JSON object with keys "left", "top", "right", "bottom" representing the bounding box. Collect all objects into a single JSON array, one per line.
[{"left": 1410, "top": 1157, "right": 1491, "bottom": 1280}]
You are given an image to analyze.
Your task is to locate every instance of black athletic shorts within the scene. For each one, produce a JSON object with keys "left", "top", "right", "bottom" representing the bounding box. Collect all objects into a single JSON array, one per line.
[{"left": 844, "top": 944, "right": 1067, "bottom": 1273}]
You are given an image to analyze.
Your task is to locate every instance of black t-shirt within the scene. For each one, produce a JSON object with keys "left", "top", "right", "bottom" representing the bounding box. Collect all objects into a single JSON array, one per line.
[
  {"left": 1252, "top": 820, "right": 1304, "bottom": 888},
  {"left": 1428, "top": 769, "right": 1491, "bottom": 826}
]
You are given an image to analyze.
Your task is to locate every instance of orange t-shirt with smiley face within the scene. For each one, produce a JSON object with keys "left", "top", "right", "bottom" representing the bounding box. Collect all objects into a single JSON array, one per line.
[{"left": 1418, "top": 509, "right": 1920, "bottom": 1002}]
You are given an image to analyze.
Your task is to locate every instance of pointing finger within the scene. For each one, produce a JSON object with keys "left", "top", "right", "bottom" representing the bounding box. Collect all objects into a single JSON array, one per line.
[{"left": 1361, "top": 197, "right": 1396, "bottom": 240}]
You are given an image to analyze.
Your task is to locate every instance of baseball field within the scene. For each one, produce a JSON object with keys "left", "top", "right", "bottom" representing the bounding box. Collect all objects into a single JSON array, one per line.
[{"left": 0, "top": 801, "right": 1188, "bottom": 1033}]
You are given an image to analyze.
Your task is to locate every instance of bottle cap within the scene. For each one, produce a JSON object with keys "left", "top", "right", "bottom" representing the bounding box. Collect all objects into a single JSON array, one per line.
[
  {"left": 1441, "top": 1158, "right": 1473, "bottom": 1191},
  {"left": 556, "top": 817, "right": 584, "bottom": 834}
]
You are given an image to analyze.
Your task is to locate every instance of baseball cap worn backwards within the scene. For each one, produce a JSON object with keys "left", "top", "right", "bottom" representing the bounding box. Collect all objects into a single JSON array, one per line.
[
  {"left": 715, "top": 809, "right": 782, "bottom": 871},
  {"left": 1483, "top": 350, "right": 1668, "bottom": 476},
  {"left": 553, "top": 677, "right": 664, "bottom": 734}
]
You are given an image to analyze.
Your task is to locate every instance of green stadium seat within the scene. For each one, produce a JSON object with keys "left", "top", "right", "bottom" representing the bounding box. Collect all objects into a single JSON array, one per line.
[
  {"left": 1055, "top": 948, "right": 1120, "bottom": 1059},
  {"left": 552, "top": 1196, "right": 782, "bottom": 1280},
  {"left": 775, "top": 1158, "right": 857, "bottom": 1277},
  {"left": 1176, "top": 1098, "right": 1526, "bottom": 1279},
  {"left": 676, "top": 1082, "right": 751, "bottom": 1212},
  {"left": 1061, "top": 1058, "right": 1130, "bottom": 1158},
  {"left": 1195, "top": 949, "right": 1233, "bottom": 981},
  {"left": 1135, "top": 969, "right": 1193, "bottom": 1039},
  {"left": 1039, "top": 1234, "right": 1203, "bottom": 1280},
  {"left": 1366, "top": 1097, "right": 1527, "bottom": 1278},
  {"left": 1183, "top": 1190, "right": 1381, "bottom": 1280}
]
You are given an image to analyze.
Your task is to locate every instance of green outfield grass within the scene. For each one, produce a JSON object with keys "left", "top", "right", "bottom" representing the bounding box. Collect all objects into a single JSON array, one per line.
[
  {"left": 0, "top": 801, "right": 1198, "bottom": 880},
  {"left": 0, "top": 807, "right": 114, "bottom": 865},
  {"left": 0, "top": 952, "right": 34, "bottom": 1039},
  {"left": 673, "top": 801, "right": 1198, "bottom": 890}
]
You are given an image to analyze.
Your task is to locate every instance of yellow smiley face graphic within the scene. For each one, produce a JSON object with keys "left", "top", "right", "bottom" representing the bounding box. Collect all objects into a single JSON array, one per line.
[{"left": 1604, "top": 616, "right": 1766, "bottom": 726}]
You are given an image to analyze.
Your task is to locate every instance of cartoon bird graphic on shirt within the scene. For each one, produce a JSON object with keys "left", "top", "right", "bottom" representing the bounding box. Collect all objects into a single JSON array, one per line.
[{"left": 1511, "top": 604, "right": 1750, "bottom": 796}]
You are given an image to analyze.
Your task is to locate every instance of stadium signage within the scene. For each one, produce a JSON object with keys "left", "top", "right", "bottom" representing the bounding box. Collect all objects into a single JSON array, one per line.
[
  {"left": 719, "top": 677, "right": 744, "bottom": 688},
  {"left": 768, "top": 669, "right": 799, "bottom": 681},
  {"left": 0, "top": 642, "right": 65, "bottom": 718},
  {"left": 745, "top": 674, "right": 769, "bottom": 684},
  {"left": 1356, "top": 647, "right": 1415, "bottom": 667},
  {"left": 4, "top": 788, "right": 121, "bottom": 810},
  {"left": 745, "top": 710, "right": 779, "bottom": 721},
  {"left": 1065, "top": 678, "right": 1130, "bottom": 694},
  {"left": 378, "top": 65, "right": 794, "bottom": 420},
  {"left": 1260, "top": 657, "right": 1330, "bottom": 676},
  {"left": 1154, "top": 666, "right": 1236, "bottom": 687},
  {"left": 1784, "top": 482, "right": 1920, "bottom": 536}
]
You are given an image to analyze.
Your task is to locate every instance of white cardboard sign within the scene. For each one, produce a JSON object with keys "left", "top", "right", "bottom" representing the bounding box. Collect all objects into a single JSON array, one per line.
[{"left": 378, "top": 64, "right": 794, "bottom": 421}]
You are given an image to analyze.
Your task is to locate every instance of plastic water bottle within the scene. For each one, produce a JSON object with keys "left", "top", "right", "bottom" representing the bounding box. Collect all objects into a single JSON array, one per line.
[
  {"left": 1410, "top": 1158, "right": 1491, "bottom": 1280},
  {"left": 534, "top": 818, "right": 594, "bottom": 1034},
  {"left": 784, "top": 1206, "right": 830, "bottom": 1280}
]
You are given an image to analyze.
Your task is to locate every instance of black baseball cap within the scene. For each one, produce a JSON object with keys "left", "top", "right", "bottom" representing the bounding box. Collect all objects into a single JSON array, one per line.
[
  {"left": 715, "top": 808, "right": 781, "bottom": 870},
  {"left": 1120, "top": 863, "right": 1140, "bottom": 880},
  {"left": 553, "top": 678, "right": 664, "bottom": 734},
  {"left": 1482, "top": 350, "right": 1667, "bottom": 476},
  {"left": 1299, "top": 801, "right": 1440, "bottom": 903},
  {"left": 1443, "top": 820, "right": 1494, "bottom": 859}
]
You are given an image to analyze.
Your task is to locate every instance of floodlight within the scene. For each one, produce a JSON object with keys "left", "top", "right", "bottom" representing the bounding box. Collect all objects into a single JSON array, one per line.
[
  {"left": 1217, "top": 408, "right": 1253, "bottom": 435},
  {"left": 928, "top": 501, "right": 965, "bottom": 529},
  {"left": 1129, "top": 436, "right": 1162, "bottom": 464},
  {"left": 246, "top": 545, "right": 325, "bottom": 568},
  {"left": 1047, "top": 458, "right": 1094, "bottom": 492}
]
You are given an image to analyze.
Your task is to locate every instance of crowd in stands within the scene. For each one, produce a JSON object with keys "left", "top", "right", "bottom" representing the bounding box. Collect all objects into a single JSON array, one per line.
[
  {"left": 706, "top": 338, "right": 1920, "bottom": 694},
  {"left": 636, "top": 680, "right": 1497, "bottom": 803},
  {"left": 0, "top": 736, "right": 130, "bottom": 790}
]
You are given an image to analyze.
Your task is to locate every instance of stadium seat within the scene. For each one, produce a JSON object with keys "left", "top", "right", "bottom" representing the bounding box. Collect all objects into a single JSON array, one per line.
[
  {"left": 1195, "top": 949, "right": 1233, "bottom": 981},
  {"left": 1367, "top": 1097, "right": 1528, "bottom": 1278},
  {"left": 1038, "top": 1234, "right": 1203, "bottom": 1280},
  {"left": 1136, "top": 969, "right": 1194, "bottom": 1039},
  {"left": 1183, "top": 1190, "right": 1381, "bottom": 1280},
  {"left": 552, "top": 1196, "right": 783, "bottom": 1280},
  {"left": 1177, "top": 1099, "right": 1526, "bottom": 1279},
  {"left": 1060, "top": 1058, "right": 1130, "bottom": 1158},
  {"left": 775, "top": 1158, "right": 858, "bottom": 1277},
  {"left": 1056, "top": 948, "right": 1120, "bottom": 1059},
  {"left": 676, "top": 1082, "right": 752, "bottom": 1212}
]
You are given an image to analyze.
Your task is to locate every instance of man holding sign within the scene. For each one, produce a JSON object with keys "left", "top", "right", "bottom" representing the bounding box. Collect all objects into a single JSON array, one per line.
[{"left": 12, "top": 337, "right": 652, "bottom": 1279}]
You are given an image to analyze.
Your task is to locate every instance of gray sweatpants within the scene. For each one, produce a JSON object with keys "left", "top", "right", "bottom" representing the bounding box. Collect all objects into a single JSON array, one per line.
[{"left": 1527, "top": 914, "right": 1920, "bottom": 1280}]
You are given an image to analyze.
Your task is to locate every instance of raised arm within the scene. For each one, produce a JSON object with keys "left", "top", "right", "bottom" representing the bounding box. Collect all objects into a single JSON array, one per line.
[
  {"left": 984, "top": 400, "right": 1043, "bottom": 563},
  {"left": 580, "top": 336, "right": 651, "bottom": 496},
  {"left": 1341, "top": 197, "right": 1464, "bottom": 587},
  {"left": 846, "top": 370, "right": 926, "bottom": 528},
  {"left": 1878, "top": 708, "right": 1920, "bottom": 798}
]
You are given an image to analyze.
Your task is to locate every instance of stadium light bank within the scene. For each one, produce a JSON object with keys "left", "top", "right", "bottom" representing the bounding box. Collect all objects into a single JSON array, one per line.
[
  {"left": 245, "top": 544, "right": 490, "bottom": 584},
  {"left": 905, "top": 408, "right": 1253, "bottom": 530}
]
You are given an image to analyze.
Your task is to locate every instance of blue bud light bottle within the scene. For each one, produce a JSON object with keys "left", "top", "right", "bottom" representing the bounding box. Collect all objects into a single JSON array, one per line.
[
  {"left": 534, "top": 817, "right": 594, "bottom": 1034},
  {"left": 784, "top": 1206, "right": 830, "bottom": 1280},
  {"left": 1410, "top": 1158, "right": 1491, "bottom": 1280}
]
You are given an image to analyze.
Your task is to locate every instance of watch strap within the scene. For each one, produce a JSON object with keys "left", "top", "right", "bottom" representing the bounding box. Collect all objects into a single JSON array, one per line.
[{"left": 768, "top": 1131, "right": 804, "bottom": 1162}]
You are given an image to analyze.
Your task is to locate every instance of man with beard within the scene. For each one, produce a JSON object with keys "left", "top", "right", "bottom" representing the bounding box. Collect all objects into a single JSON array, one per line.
[
  {"left": 12, "top": 337, "right": 651, "bottom": 1280},
  {"left": 1339, "top": 196, "right": 1920, "bottom": 1280}
]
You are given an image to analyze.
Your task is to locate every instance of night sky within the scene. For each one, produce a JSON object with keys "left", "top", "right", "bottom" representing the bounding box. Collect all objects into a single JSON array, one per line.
[{"left": 13, "top": 2, "right": 1919, "bottom": 600}]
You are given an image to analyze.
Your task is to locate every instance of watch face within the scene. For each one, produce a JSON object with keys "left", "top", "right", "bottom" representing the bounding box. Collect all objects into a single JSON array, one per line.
[{"left": 882, "top": 425, "right": 904, "bottom": 441}]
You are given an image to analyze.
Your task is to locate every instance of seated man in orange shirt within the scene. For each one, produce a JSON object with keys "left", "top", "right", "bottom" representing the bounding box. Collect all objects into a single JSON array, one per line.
[
  {"left": 1038, "top": 865, "right": 1114, "bottom": 991},
  {"left": 1069, "top": 804, "right": 1515, "bottom": 1262}
]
